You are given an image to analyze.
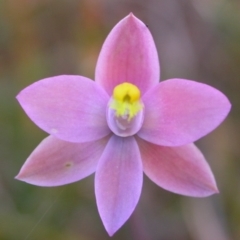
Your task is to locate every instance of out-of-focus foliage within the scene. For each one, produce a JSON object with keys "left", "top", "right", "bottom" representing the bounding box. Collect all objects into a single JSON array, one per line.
[{"left": 0, "top": 0, "right": 239, "bottom": 239}]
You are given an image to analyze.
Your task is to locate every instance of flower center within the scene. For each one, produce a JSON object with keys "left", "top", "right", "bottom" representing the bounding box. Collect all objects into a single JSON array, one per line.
[{"left": 107, "top": 82, "right": 144, "bottom": 137}]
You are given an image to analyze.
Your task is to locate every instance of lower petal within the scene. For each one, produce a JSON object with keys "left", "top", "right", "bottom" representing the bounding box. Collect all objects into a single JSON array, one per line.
[
  {"left": 136, "top": 137, "right": 218, "bottom": 197},
  {"left": 16, "top": 135, "right": 110, "bottom": 186},
  {"left": 95, "top": 135, "right": 143, "bottom": 236}
]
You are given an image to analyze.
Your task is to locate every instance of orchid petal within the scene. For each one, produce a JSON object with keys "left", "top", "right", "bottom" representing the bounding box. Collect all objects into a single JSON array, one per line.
[
  {"left": 17, "top": 75, "right": 110, "bottom": 143},
  {"left": 138, "top": 79, "right": 231, "bottom": 146},
  {"left": 16, "top": 135, "right": 110, "bottom": 186},
  {"left": 95, "top": 13, "right": 159, "bottom": 96},
  {"left": 95, "top": 135, "right": 142, "bottom": 236},
  {"left": 137, "top": 137, "right": 218, "bottom": 197}
]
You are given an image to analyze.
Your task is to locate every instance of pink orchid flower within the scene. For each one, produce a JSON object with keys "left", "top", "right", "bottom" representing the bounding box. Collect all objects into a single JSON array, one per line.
[{"left": 16, "top": 13, "right": 231, "bottom": 236}]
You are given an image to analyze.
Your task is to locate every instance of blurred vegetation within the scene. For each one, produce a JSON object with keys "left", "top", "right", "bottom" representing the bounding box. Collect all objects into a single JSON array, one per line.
[{"left": 0, "top": 0, "right": 239, "bottom": 239}]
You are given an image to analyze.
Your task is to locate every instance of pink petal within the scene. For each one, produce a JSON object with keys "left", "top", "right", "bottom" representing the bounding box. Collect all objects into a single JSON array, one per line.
[
  {"left": 138, "top": 79, "right": 231, "bottom": 146},
  {"left": 17, "top": 75, "right": 110, "bottom": 143},
  {"left": 16, "top": 135, "right": 110, "bottom": 186},
  {"left": 95, "top": 135, "right": 143, "bottom": 236},
  {"left": 95, "top": 13, "right": 160, "bottom": 96},
  {"left": 136, "top": 137, "right": 218, "bottom": 197}
]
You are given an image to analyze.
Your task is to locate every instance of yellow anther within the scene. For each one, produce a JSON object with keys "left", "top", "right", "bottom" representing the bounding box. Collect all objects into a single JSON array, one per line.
[
  {"left": 110, "top": 82, "right": 143, "bottom": 120},
  {"left": 113, "top": 82, "right": 141, "bottom": 103}
]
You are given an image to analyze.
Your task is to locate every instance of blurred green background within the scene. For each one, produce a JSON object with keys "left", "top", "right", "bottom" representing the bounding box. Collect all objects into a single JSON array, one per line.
[{"left": 0, "top": 0, "right": 239, "bottom": 239}]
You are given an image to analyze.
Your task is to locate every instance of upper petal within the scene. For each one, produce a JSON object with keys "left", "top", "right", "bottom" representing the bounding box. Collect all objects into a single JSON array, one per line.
[
  {"left": 95, "top": 135, "right": 143, "bottom": 236},
  {"left": 17, "top": 75, "right": 110, "bottom": 143},
  {"left": 95, "top": 13, "right": 160, "bottom": 96},
  {"left": 137, "top": 137, "right": 218, "bottom": 197},
  {"left": 138, "top": 79, "right": 231, "bottom": 146},
  {"left": 16, "top": 135, "right": 110, "bottom": 186}
]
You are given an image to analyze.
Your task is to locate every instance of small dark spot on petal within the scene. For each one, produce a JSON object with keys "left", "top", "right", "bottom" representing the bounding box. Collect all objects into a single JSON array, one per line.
[{"left": 65, "top": 161, "right": 73, "bottom": 168}]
